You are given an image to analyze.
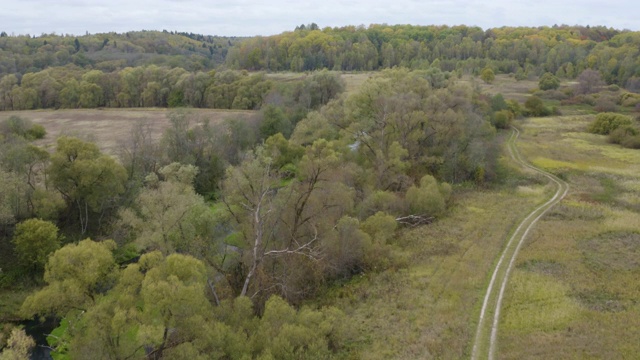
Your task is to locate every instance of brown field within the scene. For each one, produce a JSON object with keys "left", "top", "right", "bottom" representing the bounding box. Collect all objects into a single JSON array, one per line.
[{"left": 0, "top": 108, "right": 257, "bottom": 155}]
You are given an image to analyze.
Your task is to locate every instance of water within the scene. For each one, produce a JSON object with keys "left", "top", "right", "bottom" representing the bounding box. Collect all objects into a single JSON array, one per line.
[{"left": 22, "top": 318, "right": 56, "bottom": 360}]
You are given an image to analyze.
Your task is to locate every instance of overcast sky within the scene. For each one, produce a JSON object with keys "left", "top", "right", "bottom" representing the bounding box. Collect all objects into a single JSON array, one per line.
[{"left": 1, "top": 0, "right": 638, "bottom": 37}]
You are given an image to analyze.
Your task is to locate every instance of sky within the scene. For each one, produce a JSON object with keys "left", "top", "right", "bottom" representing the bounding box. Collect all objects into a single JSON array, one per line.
[{"left": 1, "top": 0, "right": 638, "bottom": 37}]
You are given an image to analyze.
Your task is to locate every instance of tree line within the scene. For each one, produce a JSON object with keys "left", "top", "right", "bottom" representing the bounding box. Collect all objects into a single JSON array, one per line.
[
  {"left": 0, "top": 30, "right": 239, "bottom": 77},
  {"left": 226, "top": 24, "right": 640, "bottom": 87},
  {"left": 0, "top": 67, "right": 344, "bottom": 111},
  {"left": 1, "top": 68, "right": 505, "bottom": 358}
]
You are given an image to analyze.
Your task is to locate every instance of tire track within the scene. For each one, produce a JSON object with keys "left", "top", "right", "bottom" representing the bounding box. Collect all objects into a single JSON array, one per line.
[{"left": 471, "top": 127, "right": 569, "bottom": 360}]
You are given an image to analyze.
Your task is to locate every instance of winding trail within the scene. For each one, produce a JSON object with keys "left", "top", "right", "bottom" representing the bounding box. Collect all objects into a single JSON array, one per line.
[{"left": 471, "top": 127, "right": 569, "bottom": 360}]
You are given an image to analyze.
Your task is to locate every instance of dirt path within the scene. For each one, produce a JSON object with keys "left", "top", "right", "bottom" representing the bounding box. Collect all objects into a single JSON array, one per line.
[{"left": 471, "top": 127, "right": 570, "bottom": 359}]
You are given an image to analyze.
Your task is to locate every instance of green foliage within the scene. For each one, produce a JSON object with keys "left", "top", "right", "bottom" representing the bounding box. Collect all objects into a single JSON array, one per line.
[
  {"left": 0, "top": 328, "right": 35, "bottom": 360},
  {"left": 361, "top": 211, "right": 397, "bottom": 245},
  {"left": 12, "top": 219, "right": 61, "bottom": 273},
  {"left": 492, "top": 110, "right": 514, "bottom": 129},
  {"left": 0, "top": 169, "right": 26, "bottom": 225},
  {"left": 30, "top": 251, "right": 348, "bottom": 359},
  {"left": 588, "top": 112, "right": 632, "bottom": 135},
  {"left": 524, "top": 96, "right": 552, "bottom": 117},
  {"left": 259, "top": 105, "right": 292, "bottom": 140},
  {"left": 405, "top": 175, "right": 451, "bottom": 217},
  {"left": 117, "top": 163, "right": 216, "bottom": 255},
  {"left": 20, "top": 239, "right": 117, "bottom": 318},
  {"left": 480, "top": 67, "right": 495, "bottom": 84},
  {"left": 0, "top": 116, "right": 45, "bottom": 141},
  {"left": 490, "top": 93, "right": 508, "bottom": 112},
  {"left": 538, "top": 72, "right": 560, "bottom": 90},
  {"left": 49, "top": 136, "right": 127, "bottom": 233}
]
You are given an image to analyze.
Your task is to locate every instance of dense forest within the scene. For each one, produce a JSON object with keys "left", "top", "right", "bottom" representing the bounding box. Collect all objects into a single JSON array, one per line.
[
  {"left": 1, "top": 23, "right": 640, "bottom": 359},
  {"left": 1, "top": 25, "right": 639, "bottom": 113},
  {"left": 227, "top": 24, "right": 640, "bottom": 86}
]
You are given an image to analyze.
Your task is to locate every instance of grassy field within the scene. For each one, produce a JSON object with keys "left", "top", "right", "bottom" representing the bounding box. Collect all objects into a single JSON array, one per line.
[
  {"left": 0, "top": 108, "right": 257, "bottom": 155},
  {"left": 497, "top": 115, "right": 640, "bottom": 359}
]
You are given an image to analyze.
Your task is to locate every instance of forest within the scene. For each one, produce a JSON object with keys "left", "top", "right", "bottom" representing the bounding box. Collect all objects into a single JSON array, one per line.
[{"left": 1, "top": 24, "right": 640, "bottom": 359}]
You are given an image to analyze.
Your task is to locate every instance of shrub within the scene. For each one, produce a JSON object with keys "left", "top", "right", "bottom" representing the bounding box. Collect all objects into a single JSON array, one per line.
[
  {"left": 492, "top": 110, "right": 514, "bottom": 129},
  {"left": 609, "top": 125, "right": 638, "bottom": 145},
  {"left": 524, "top": 96, "right": 551, "bottom": 117},
  {"left": 26, "top": 124, "right": 46, "bottom": 140},
  {"left": 588, "top": 112, "right": 632, "bottom": 135},
  {"left": 405, "top": 175, "right": 451, "bottom": 217},
  {"left": 539, "top": 72, "right": 560, "bottom": 90},
  {"left": 620, "top": 92, "right": 640, "bottom": 107},
  {"left": 594, "top": 96, "right": 618, "bottom": 112}
]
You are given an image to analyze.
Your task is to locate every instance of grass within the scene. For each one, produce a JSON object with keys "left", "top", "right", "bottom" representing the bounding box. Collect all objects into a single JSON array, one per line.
[
  {"left": 0, "top": 108, "right": 257, "bottom": 155},
  {"left": 495, "top": 113, "right": 640, "bottom": 358},
  {"left": 320, "top": 184, "right": 546, "bottom": 359}
]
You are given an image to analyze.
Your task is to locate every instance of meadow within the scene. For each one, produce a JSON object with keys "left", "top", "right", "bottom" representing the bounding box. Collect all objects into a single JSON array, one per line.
[
  {"left": 499, "top": 114, "right": 640, "bottom": 359},
  {"left": 0, "top": 108, "right": 257, "bottom": 155}
]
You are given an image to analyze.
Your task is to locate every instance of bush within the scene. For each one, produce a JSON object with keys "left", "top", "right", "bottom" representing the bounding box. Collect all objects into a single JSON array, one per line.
[
  {"left": 609, "top": 125, "right": 638, "bottom": 144},
  {"left": 26, "top": 124, "right": 46, "bottom": 140},
  {"left": 539, "top": 72, "right": 560, "bottom": 90},
  {"left": 588, "top": 112, "right": 632, "bottom": 135},
  {"left": 405, "top": 175, "right": 451, "bottom": 217},
  {"left": 594, "top": 95, "right": 618, "bottom": 112},
  {"left": 620, "top": 92, "right": 640, "bottom": 107},
  {"left": 524, "top": 96, "right": 551, "bottom": 117},
  {"left": 492, "top": 110, "right": 514, "bottom": 129}
]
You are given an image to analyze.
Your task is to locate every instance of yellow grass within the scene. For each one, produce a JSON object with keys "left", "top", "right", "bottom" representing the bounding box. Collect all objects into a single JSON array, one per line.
[{"left": 0, "top": 108, "right": 257, "bottom": 155}]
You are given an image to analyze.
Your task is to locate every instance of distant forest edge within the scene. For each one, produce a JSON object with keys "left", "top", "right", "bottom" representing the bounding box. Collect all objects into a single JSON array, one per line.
[{"left": 1, "top": 24, "right": 640, "bottom": 111}]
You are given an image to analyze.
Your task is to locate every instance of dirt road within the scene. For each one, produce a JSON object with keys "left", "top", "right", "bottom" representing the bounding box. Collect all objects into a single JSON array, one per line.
[{"left": 471, "top": 127, "right": 569, "bottom": 359}]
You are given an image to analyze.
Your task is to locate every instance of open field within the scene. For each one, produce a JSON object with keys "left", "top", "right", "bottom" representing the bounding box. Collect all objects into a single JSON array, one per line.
[
  {"left": 496, "top": 115, "right": 640, "bottom": 359},
  {"left": 0, "top": 108, "right": 257, "bottom": 155}
]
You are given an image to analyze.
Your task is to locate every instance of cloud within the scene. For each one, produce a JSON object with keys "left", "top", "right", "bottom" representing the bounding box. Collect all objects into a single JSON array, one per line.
[{"left": 0, "top": 0, "right": 638, "bottom": 37}]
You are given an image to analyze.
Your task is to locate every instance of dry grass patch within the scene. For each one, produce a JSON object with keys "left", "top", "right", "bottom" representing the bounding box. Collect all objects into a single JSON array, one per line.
[{"left": 0, "top": 108, "right": 257, "bottom": 155}]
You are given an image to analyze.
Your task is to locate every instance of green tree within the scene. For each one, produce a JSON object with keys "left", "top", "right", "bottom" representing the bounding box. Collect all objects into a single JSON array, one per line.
[
  {"left": 539, "top": 72, "right": 560, "bottom": 90},
  {"left": 12, "top": 219, "right": 61, "bottom": 273},
  {"left": 21, "top": 239, "right": 117, "bottom": 318},
  {"left": 480, "top": 67, "right": 495, "bottom": 84},
  {"left": 48, "top": 137, "right": 127, "bottom": 234},
  {"left": 117, "top": 163, "right": 216, "bottom": 255},
  {"left": 259, "top": 105, "right": 292, "bottom": 140}
]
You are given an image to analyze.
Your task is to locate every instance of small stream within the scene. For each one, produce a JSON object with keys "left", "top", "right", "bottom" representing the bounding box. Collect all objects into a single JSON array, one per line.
[{"left": 21, "top": 318, "right": 56, "bottom": 360}]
